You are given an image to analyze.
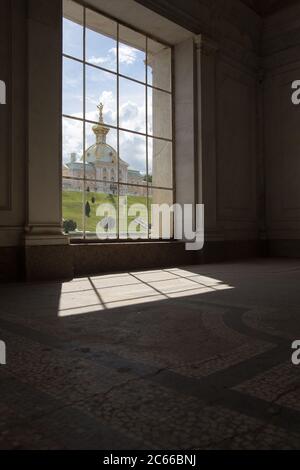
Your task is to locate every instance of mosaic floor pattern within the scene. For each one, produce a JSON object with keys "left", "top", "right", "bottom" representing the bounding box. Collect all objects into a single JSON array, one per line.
[{"left": 1, "top": 259, "right": 300, "bottom": 449}]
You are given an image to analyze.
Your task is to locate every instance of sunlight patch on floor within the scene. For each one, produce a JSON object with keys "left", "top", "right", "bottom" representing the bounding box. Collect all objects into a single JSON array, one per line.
[{"left": 58, "top": 268, "right": 233, "bottom": 316}]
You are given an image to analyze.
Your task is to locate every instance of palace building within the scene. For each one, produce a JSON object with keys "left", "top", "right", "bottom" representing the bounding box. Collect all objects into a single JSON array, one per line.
[{"left": 63, "top": 103, "right": 147, "bottom": 196}]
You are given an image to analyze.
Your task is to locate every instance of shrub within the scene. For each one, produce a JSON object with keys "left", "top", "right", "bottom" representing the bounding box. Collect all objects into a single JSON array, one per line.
[{"left": 63, "top": 219, "right": 77, "bottom": 233}]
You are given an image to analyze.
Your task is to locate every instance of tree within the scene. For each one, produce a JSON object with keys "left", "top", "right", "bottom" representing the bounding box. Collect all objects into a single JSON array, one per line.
[
  {"left": 85, "top": 201, "right": 91, "bottom": 217},
  {"left": 63, "top": 219, "right": 77, "bottom": 234},
  {"left": 144, "top": 175, "right": 152, "bottom": 183}
]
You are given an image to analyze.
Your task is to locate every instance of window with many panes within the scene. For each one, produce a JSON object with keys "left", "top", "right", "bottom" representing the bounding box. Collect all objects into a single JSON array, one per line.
[{"left": 62, "top": 0, "right": 174, "bottom": 239}]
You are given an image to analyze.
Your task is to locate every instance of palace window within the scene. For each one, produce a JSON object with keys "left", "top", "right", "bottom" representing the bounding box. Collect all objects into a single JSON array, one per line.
[{"left": 62, "top": 0, "right": 174, "bottom": 239}]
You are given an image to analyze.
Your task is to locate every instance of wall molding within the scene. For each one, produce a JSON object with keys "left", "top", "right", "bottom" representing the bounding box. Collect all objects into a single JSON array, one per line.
[
  {"left": 216, "top": 60, "right": 257, "bottom": 223},
  {"left": 0, "top": 0, "right": 12, "bottom": 212}
]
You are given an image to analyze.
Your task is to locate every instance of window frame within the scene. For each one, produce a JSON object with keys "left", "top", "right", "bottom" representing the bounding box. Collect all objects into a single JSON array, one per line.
[{"left": 62, "top": 0, "right": 176, "bottom": 242}]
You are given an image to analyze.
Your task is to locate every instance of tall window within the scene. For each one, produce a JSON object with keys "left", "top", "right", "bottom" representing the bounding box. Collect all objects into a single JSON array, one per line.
[{"left": 62, "top": 0, "right": 174, "bottom": 239}]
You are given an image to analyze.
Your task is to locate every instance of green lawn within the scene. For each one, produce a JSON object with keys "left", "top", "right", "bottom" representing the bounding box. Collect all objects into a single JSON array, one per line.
[{"left": 62, "top": 190, "right": 150, "bottom": 236}]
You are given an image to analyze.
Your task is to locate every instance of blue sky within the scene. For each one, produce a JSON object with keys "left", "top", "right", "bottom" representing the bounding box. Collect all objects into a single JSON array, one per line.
[{"left": 62, "top": 17, "right": 170, "bottom": 174}]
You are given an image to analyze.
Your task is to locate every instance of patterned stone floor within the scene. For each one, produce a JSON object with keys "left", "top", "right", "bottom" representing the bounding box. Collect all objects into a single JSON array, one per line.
[{"left": 1, "top": 259, "right": 300, "bottom": 449}]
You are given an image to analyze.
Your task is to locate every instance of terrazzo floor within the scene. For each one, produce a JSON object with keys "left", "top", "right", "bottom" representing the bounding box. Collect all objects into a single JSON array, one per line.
[{"left": 1, "top": 259, "right": 300, "bottom": 449}]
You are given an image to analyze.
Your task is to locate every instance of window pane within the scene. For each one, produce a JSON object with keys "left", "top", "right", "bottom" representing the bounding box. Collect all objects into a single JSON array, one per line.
[
  {"left": 148, "top": 87, "right": 172, "bottom": 139},
  {"left": 119, "top": 130, "right": 146, "bottom": 185},
  {"left": 85, "top": 65, "right": 117, "bottom": 126},
  {"left": 63, "top": 0, "right": 83, "bottom": 60},
  {"left": 62, "top": 2, "right": 173, "bottom": 241},
  {"left": 119, "top": 25, "right": 146, "bottom": 82},
  {"left": 148, "top": 137, "right": 172, "bottom": 189},
  {"left": 119, "top": 77, "right": 146, "bottom": 133},
  {"left": 63, "top": 117, "right": 83, "bottom": 174},
  {"left": 63, "top": 58, "right": 83, "bottom": 118},
  {"left": 149, "top": 188, "right": 173, "bottom": 239},
  {"left": 62, "top": 178, "right": 83, "bottom": 237},
  {"left": 85, "top": 122, "right": 118, "bottom": 183},
  {"left": 119, "top": 185, "right": 148, "bottom": 239},
  {"left": 147, "top": 39, "right": 171, "bottom": 92},
  {"left": 85, "top": 183, "right": 118, "bottom": 239},
  {"left": 86, "top": 9, "right": 117, "bottom": 72}
]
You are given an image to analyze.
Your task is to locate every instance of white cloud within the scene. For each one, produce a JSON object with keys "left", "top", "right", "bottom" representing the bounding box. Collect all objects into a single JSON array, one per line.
[
  {"left": 87, "top": 55, "right": 110, "bottom": 66},
  {"left": 110, "top": 45, "right": 137, "bottom": 65},
  {"left": 119, "top": 132, "right": 146, "bottom": 173},
  {"left": 63, "top": 118, "right": 83, "bottom": 162},
  {"left": 120, "top": 101, "right": 145, "bottom": 134},
  {"left": 88, "top": 44, "right": 137, "bottom": 68}
]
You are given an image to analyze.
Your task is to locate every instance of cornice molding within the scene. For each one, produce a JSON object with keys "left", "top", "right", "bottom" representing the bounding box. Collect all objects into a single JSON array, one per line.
[
  {"left": 135, "top": 0, "right": 261, "bottom": 49},
  {"left": 135, "top": 0, "right": 201, "bottom": 34}
]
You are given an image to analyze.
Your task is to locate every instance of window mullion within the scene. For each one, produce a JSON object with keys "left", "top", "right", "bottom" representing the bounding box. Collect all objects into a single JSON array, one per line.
[
  {"left": 146, "top": 36, "right": 149, "bottom": 239},
  {"left": 83, "top": 6, "right": 86, "bottom": 240},
  {"left": 117, "top": 22, "right": 120, "bottom": 239}
]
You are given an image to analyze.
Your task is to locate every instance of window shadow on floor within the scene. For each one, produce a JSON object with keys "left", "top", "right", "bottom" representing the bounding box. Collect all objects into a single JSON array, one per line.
[{"left": 1, "top": 259, "right": 300, "bottom": 449}]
